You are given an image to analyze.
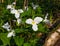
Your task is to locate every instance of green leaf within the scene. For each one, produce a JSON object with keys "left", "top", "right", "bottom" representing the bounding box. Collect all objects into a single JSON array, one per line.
[
  {"left": 38, "top": 24, "right": 49, "bottom": 33},
  {"left": 23, "top": 43, "right": 31, "bottom": 46},
  {"left": 15, "top": 28, "right": 24, "bottom": 33},
  {"left": 38, "top": 24, "right": 45, "bottom": 32},
  {"left": 14, "top": 36, "right": 24, "bottom": 46},
  {"left": 0, "top": 33, "right": 10, "bottom": 45}
]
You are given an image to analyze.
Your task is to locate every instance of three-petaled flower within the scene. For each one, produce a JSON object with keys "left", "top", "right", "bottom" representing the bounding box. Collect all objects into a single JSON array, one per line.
[
  {"left": 2, "top": 22, "right": 15, "bottom": 38},
  {"left": 26, "top": 17, "right": 43, "bottom": 31},
  {"left": 11, "top": 9, "right": 23, "bottom": 19},
  {"left": 7, "top": 2, "right": 24, "bottom": 25},
  {"left": 2, "top": 22, "right": 11, "bottom": 31},
  {"left": 11, "top": 9, "right": 23, "bottom": 25}
]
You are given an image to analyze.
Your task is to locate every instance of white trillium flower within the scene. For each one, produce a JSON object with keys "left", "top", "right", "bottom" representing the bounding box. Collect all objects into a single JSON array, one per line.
[
  {"left": 2, "top": 22, "right": 11, "bottom": 31},
  {"left": 26, "top": 17, "right": 43, "bottom": 31},
  {"left": 32, "top": 3, "right": 38, "bottom": 10},
  {"left": 17, "top": 19, "right": 21, "bottom": 25},
  {"left": 7, "top": 30, "right": 15, "bottom": 38},
  {"left": 11, "top": 9, "right": 23, "bottom": 19},
  {"left": 7, "top": 5, "right": 15, "bottom": 10},
  {"left": 7, "top": 2, "right": 16, "bottom": 10}
]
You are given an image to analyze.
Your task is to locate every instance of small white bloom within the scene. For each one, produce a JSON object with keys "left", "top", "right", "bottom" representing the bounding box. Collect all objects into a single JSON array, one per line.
[
  {"left": 7, "top": 5, "right": 12, "bottom": 9},
  {"left": 2, "top": 22, "right": 11, "bottom": 31},
  {"left": 44, "top": 19, "right": 50, "bottom": 23},
  {"left": 43, "top": 13, "right": 52, "bottom": 26},
  {"left": 43, "top": 13, "right": 49, "bottom": 23},
  {"left": 17, "top": 19, "right": 21, "bottom": 25},
  {"left": 33, "top": 5, "right": 38, "bottom": 10},
  {"left": 32, "top": 3, "right": 38, "bottom": 9},
  {"left": 11, "top": 9, "right": 20, "bottom": 18},
  {"left": 7, "top": 30, "right": 15, "bottom": 38},
  {"left": 43, "top": 13, "right": 50, "bottom": 24},
  {"left": 26, "top": 17, "right": 43, "bottom": 31},
  {"left": 11, "top": 9, "right": 23, "bottom": 19}
]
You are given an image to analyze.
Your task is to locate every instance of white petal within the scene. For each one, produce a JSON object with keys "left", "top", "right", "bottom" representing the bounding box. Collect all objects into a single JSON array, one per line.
[
  {"left": 7, "top": 5, "right": 12, "bottom": 9},
  {"left": 7, "top": 29, "right": 11, "bottom": 31},
  {"left": 26, "top": 19, "right": 33, "bottom": 24},
  {"left": 43, "top": 19, "right": 50, "bottom": 24},
  {"left": 7, "top": 30, "right": 15, "bottom": 38},
  {"left": 15, "top": 13, "right": 20, "bottom": 19},
  {"left": 7, "top": 32, "right": 13, "bottom": 37},
  {"left": 32, "top": 25, "right": 38, "bottom": 31},
  {"left": 34, "top": 17, "right": 43, "bottom": 24},
  {"left": 18, "top": 9, "right": 23, "bottom": 13},
  {"left": 11, "top": 9, "right": 17, "bottom": 14},
  {"left": 12, "top": 2, "right": 16, "bottom": 5},
  {"left": 45, "top": 13, "right": 48, "bottom": 19},
  {"left": 17, "top": 19, "right": 21, "bottom": 24},
  {"left": 11, "top": 9, "right": 20, "bottom": 19},
  {"left": 2, "top": 22, "right": 10, "bottom": 31}
]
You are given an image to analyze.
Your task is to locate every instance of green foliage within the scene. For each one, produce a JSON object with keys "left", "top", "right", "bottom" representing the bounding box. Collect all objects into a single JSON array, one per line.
[
  {"left": 23, "top": 43, "right": 31, "bottom": 46},
  {"left": 0, "top": 0, "right": 54, "bottom": 46},
  {"left": 0, "top": 33, "right": 10, "bottom": 46},
  {"left": 14, "top": 37, "right": 24, "bottom": 46}
]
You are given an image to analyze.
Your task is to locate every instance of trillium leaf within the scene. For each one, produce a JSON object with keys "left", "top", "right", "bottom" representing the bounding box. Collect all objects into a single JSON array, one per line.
[
  {"left": 15, "top": 28, "right": 24, "bottom": 33},
  {"left": 14, "top": 36, "right": 24, "bottom": 46},
  {"left": 23, "top": 43, "right": 31, "bottom": 46},
  {"left": 0, "top": 33, "right": 10, "bottom": 45},
  {"left": 38, "top": 24, "right": 49, "bottom": 33}
]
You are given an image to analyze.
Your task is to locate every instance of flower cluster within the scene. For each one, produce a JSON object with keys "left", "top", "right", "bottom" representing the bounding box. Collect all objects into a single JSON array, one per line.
[
  {"left": 7, "top": 2, "right": 23, "bottom": 25},
  {"left": 2, "top": 2, "right": 51, "bottom": 38},
  {"left": 2, "top": 22, "right": 15, "bottom": 38}
]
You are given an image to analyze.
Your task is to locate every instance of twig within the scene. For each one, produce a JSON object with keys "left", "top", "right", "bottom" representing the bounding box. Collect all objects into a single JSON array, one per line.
[{"left": 23, "top": 0, "right": 28, "bottom": 10}]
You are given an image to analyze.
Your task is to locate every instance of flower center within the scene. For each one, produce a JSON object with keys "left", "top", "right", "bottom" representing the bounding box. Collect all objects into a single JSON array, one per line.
[
  {"left": 32, "top": 21, "right": 36, "bottom": 25},
  {"left": 16, "top": 11, "right": 19, "bottom": 14}
]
